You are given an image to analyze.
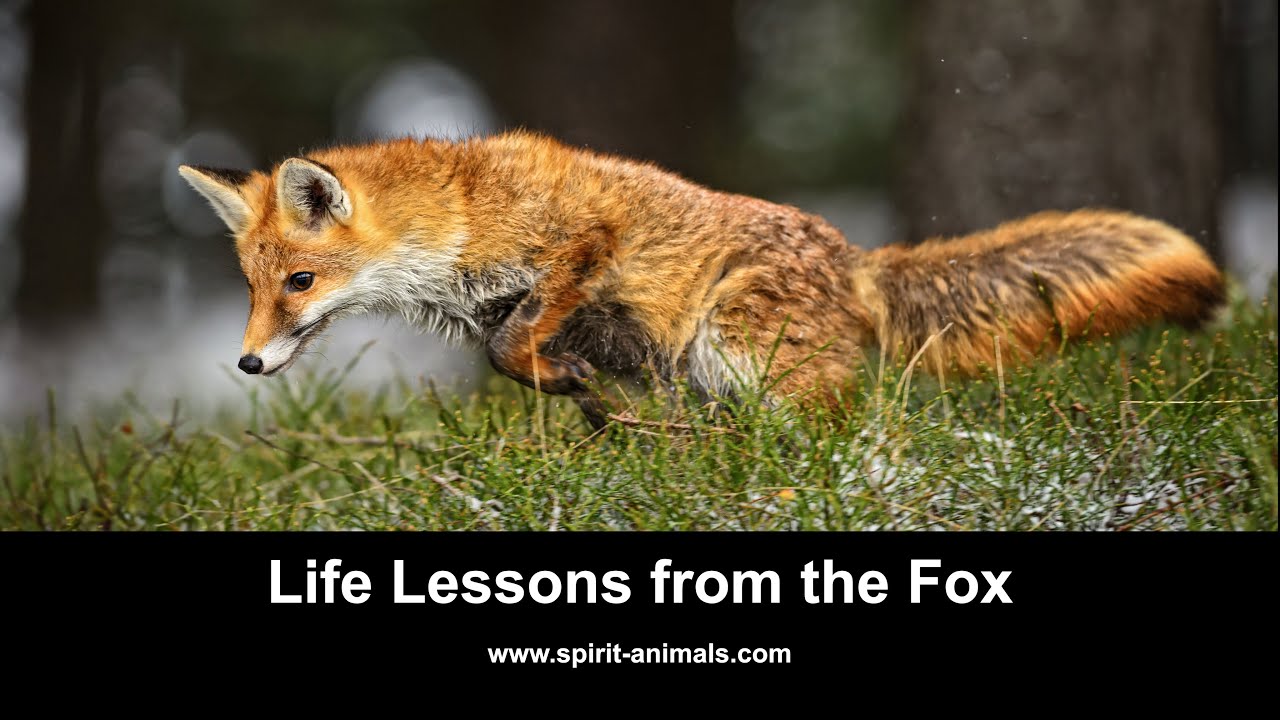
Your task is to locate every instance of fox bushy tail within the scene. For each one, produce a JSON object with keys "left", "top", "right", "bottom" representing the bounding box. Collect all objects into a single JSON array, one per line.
[{"left": 853, "top": 209, "right": 1225, "bottom": 375}]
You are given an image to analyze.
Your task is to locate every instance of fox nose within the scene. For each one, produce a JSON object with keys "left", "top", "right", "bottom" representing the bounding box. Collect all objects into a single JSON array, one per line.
[{"left": 238, "top": 355, "right": 264, "bottom": 375}]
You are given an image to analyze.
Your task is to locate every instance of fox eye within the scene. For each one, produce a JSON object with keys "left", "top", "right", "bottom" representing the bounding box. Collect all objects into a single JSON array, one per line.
[{"left": 288, "top": 272, "right": 315, "bottom": 291}]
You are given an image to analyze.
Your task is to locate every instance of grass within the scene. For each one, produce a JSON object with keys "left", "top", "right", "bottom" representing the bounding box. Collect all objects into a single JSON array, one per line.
[{"left": 1, "top": 285, "right": 1275, "bottom": 531}]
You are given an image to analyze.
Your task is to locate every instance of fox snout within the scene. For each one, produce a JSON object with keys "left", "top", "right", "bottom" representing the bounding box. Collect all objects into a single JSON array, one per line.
[
  {"left": 241, "top": 324, "right": 309, "bottom": 376},
  {"left": 239, "top": 301, "right": 341, "bottom": 376},
  {"left": 237, "top": 355, "right": 264, "bottom": 374}
]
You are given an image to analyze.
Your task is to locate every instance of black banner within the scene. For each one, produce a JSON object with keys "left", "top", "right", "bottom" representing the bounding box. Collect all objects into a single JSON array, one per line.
[{"left": 5, "top": 531, "right": 1272, "bottom": 675}]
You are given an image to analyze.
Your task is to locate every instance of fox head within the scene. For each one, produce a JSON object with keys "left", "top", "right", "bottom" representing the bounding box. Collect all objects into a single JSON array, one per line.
[{"left": 179, "top": 158, "right": 383, "bottom": 376}]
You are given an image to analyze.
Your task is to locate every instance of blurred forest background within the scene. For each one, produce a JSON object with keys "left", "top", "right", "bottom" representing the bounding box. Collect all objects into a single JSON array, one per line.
[{"left": 0, "top": 0, "right": 1275, "bottom": 424}]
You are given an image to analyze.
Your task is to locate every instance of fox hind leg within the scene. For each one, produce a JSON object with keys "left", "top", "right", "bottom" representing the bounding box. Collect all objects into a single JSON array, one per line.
[
  {"left": 486, "top": 287, "right": 615, "bottom": 429},
  {"left": 684, "top": 311, "right": 864, "bottom": 411}
]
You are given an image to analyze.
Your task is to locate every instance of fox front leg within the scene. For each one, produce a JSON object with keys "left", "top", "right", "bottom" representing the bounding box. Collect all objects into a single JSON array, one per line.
[{"left": 486, "top": 289, "right": 611, "bottom": 431}]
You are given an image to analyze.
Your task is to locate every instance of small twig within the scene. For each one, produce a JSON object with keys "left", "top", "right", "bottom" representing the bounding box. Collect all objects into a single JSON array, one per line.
[
  {"left": 1097, "top": 369, "right": 1214, "bottom": 481},
  {"left": 938, "top": 362, "right": 952, "bottom": 428},
  {"left": 605, "top": 412, "right": 742, "bottom": 436},
  {"left": 894, "top": 322, "right": 954, "bottom": 414},
  {"left": 707, "top": 485, "right": 965, "bottom": 531},
  {"left": 530, "top": 334, "right": 548, "bottom": 463},
  {"left": 846, "top": 489, "right": 965, "bottom": 531},
  {"left": 1115, "top": 478, "right": 1229, "bottom": 531},
  {"left": 994, "top": 334, "right": 1006, "bottom": 428},
  {"left": 351, "top": 461, "right": 393, "bottom": 495},
  {"left": 429, "top": 473, "right": 466, "bottom": 497},
  {"left": 264, "top": 427, "right": 507, "bottom": 455},
  {"left": 1047, "top": 399, "right": 1080, "bottom": 438},
  {"left": 267, "top": 427, "right": 426, "bottom": 449},
  {"left": 245, "top": 430, "right": 352, "bottom": 478},
  {"left": 1118, "top": 398, "right": 1277, "bottom": 405}
]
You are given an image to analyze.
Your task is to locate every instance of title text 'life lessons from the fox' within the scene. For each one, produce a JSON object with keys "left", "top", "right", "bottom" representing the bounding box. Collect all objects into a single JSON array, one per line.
[{"left": 269, "top": 558, "right": 1012, "bottom": 605}]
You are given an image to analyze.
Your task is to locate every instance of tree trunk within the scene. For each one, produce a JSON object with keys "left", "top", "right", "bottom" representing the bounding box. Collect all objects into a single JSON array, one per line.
[
  {"left": 15, "top": 0, "right": 105, "bottom": 333},
  {"left": 896, "top": 0, "right": 1223, "bottom": 258}
]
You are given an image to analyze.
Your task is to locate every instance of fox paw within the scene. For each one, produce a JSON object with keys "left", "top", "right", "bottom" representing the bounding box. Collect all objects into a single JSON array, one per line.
[
  {"left": 557, "top": 352, "right": 596, "bottom": 385},
  {"left": 534, "top": 352, "right": 596, "bottom": 395}
]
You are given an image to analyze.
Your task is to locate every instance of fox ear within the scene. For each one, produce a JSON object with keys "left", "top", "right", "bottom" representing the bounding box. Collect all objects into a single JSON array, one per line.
[
  {"left": 276, "top": 158, "right": 352, "bottom": 229},
  {"left": 178, "top": 165, "right": 255, "bottom": 234}
]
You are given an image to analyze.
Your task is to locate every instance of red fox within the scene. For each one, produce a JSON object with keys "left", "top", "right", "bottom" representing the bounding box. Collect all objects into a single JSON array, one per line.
[{"left": 179, "top": 131, "right": 1224, "bottom": 428}]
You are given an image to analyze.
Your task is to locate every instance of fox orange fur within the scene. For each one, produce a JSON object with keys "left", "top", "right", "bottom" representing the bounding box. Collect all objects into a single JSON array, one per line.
[{"left": 179, "top": 132, "right": 1224, "bottom": 428}]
